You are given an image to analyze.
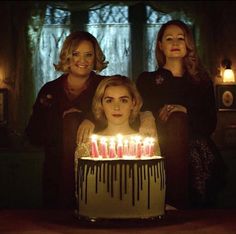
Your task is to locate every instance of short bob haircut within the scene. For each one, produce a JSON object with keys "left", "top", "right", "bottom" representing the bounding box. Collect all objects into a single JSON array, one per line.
[
  {"left": 92, "top": 75, "right": 143, "bottom": 125},
  {"left": 54, "top": 31, "right": 108, "bottom": 73},
  {"left": 156, "top": 20, "right": 205, "bottom": 82}
]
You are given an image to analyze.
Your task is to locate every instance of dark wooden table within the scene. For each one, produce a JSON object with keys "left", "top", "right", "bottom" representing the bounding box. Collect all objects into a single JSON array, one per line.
[{"left": 0, "top": 209, "right": 236, "bottom": 234}]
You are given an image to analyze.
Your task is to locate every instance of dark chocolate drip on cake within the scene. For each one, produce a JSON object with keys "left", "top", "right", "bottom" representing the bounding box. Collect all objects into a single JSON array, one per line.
[
  {"left": 77, "top": 158, "right": 165, "bottom": 209},
  {"left": 154, "top": 163, "right": 157, "bottom": 182},
  {"left": 95, "top": 165, "right": 98, "bottom": 193},
  {"left": 76, "top": 163, "right": 80, "bottom": 200},
  {"left": 119, "top": 163, "right": 123, "bottom": 200},
  {"left": 160, "top": 160, "right": 165, "bottom": 190},
  {"left": 124, "top": 164, "right": 127, "bottom": 194},
  {"left": 156, "top": 161, "right": 159, "bottom": 179},
  {"left": 150, "top": 165, "right": 153, "bottom": 177},
  {"left": 107, "top": 162, "right": 110, "bottom": 193},
  {"left": 147, "top": 164, "right": 151, "bottom": 209},
  {"left": 143, "top": 164, "right": 146, "bottom": 180},
  {"left": 131, "top": 164, "right": 135, "bottom": 206},
  {"left": 102, "top": 163, "right": 106, "bottom": 183},
  {"left": 137, "top": 165, "right": 140, "bottom": 201},
  {"left": 114, "top": 163, "right": 117, "bottom": 181},
  {"left": 78, "top": 163, "right": 84, "bottom": 201},
  {"left": 85, "top": 164, "right": 89, "bottom": 204},
  {"left": 91, "top": 164, "right": 94, "bottom": 175},
  {"left": 111, "top": 164, "right": 114, "bottom": 197},
  {"left": 98, "top": 164, "right": 102, "bottom": 182},
  {"left": 81, "top": 164, "right": 85, "bottom": 202},
  {"left": 140, "top": 164, "right": 143, "bottom": 190}
]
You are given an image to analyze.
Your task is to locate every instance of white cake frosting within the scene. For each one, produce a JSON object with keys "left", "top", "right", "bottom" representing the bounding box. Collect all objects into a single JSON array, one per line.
[
  {"left": 74, "top": 134, "right": 166, "bottom": 220},
  {"left": 75, "top": 156, "right": 166, "bottom": 220}
]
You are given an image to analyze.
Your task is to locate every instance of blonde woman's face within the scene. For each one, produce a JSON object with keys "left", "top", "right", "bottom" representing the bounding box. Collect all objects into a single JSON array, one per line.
[
  {"left": 159, "top": 25, "right": 187, "bottom": 60},
  {"left": 102, "top": 85, "right": 135, "bottom": 126},
  {"left": 70, "top": 40, "right": 95, "bottom": 78}
]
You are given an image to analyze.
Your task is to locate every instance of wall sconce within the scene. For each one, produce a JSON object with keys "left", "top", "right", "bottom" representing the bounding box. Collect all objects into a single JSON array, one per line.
[
  {"left": 215, "top": 59, "right": 236, "bottom": 111},
  {"left": 0, "top": 67, "right": 4, "bottom": 88},
  {"left": 221, "top": 59, "right": 235, "bottom": 83}
]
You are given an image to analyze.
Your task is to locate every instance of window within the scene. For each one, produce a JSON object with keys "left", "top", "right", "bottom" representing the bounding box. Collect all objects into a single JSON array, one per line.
[
  {"left": 144, "top": 6, "right": 172, "bottom": 71},
  {"left": 87, "top": 5, "right": 131, "bottom": 76},
  {"left": 30, "top": 4, "right": 192, "bottom": 95},
  {"left": 29, "top": 5, "right": 70, "bottom": 94}
]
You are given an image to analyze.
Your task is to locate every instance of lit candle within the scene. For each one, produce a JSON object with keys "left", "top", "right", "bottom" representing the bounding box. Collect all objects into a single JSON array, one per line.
[
  {"left": 100, "top": 137, "right": 108, "bottom": 158},
  {"left": 123, "top": 139, "right": 129, "bottom": 156},
  {"left": 149, "top": 137, "right": 155, "bottom": 156},
  {"left": 143, "top": 137, "right": 150, "bottom": 156},
  {"left": 91, "top": 134, "right": 99, "bottom": 158},
  {"left": 129, "top": 137, "right": 135, "bottom": 156},
  {"left": 135, "top": 135, "right": 142, "bottom": 158},
  {"left": 116, "top": 134, "right": 123, "bottom": 158},
  {"left": 109, "top": 137, "right": 116, "bottom": 158}
]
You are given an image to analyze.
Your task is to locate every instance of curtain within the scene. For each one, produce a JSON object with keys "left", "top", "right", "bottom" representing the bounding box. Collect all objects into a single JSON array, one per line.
[
  {"left": 0, "top": 2, "right": 38, "bottom": 140},
  {"left": 0, "top": 1, "right": 203, "bottom": 138}
]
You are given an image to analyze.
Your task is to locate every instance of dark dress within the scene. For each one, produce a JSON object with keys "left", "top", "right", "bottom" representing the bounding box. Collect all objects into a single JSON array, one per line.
[
  {"left": 136, "top": 67, "right": 226, "bottom": 208},
  {"left": 25, "top": 71, "right": 106, "bottom": 208}
]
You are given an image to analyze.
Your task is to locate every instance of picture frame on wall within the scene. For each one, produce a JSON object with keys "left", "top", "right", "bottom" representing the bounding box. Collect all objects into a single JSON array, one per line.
[{"left": 215, "top": 84, "right": 236, "bottom": 111}]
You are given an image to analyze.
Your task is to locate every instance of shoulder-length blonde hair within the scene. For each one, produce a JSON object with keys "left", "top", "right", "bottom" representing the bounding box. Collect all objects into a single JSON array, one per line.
[
  {"left": 54, "top": 31, "right": 108, "bottom": 73},
  {"left": 156, "top": 20, "right": 206, "bottom": 81},
  {"left": 92, "top": 75, "right": 143, "bottom": 125}
]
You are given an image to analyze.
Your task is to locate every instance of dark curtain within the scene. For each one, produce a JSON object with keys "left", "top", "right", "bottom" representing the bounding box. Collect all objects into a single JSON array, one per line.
[{"left": 0, "top": 1, "right": 231, "bottom": 142}]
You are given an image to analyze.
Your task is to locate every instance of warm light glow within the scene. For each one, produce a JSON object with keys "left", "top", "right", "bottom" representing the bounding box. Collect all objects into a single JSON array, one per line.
[
  {"left": 90, "top": 134, "right": 156, "bottom": 159},
  {"left": 0, "top": 67, "right": 4, "bottom": 87},
  {"left": 223, "top": 69, "right": 235, "bottom": 83}
]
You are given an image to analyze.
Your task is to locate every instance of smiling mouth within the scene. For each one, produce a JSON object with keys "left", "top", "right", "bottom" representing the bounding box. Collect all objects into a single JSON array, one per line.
[{"left": 78, "top": 65, "right": 87, "bottom": 68}]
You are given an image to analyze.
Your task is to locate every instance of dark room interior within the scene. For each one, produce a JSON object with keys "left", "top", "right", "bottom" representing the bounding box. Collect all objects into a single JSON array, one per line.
[{"left": 0, "top": 1, "right": 236, "bottom": 233}]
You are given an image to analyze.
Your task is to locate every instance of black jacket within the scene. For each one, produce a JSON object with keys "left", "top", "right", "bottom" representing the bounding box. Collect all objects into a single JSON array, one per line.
[
  {"left": 136, "top": 68, "right": 217, "bottom": 136},
  {"left": 25, "top": 71, "right": 106, "bottom": 148}
]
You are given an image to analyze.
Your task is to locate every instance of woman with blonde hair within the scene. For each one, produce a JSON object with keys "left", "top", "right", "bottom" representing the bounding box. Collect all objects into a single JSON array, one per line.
[
  {"left": 75, "top": 75, "right": 160, "bottom": 157},
  {"left": 92, "top": 75, "right": 142, "bottom": 135},
  {"left": 26, "top": 31, "right": 109, "bottom": 208}
]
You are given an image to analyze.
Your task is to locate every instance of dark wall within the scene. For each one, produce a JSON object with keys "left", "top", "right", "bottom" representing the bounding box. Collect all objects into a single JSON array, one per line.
[{"left": 0, "top": 1, "right": 236, "bottom": 145}]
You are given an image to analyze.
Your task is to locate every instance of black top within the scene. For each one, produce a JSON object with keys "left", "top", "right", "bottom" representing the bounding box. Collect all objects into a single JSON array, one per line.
[
  {"left": 25, "top": 71, "right": 106, "bottom": 148},
  {"left": 136, "top": 68, "right": 217, "bottom": 137}
]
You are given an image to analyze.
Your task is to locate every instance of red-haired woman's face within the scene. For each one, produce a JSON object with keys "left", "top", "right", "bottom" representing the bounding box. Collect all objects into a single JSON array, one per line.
[{"left": 158, "top": 25, "right": 187, "bottom": 61}]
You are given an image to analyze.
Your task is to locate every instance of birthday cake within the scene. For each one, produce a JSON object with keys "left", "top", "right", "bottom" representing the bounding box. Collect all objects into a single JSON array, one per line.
[{"left": 74, "top": 134, "right": 166, "bottom": 221}]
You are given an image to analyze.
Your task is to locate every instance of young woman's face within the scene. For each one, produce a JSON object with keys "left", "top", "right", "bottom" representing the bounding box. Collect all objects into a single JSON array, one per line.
[
  {"left": 70, "top": 40, "right": 95, "bottom": 78},
  {"left": 159, "top": 24, "right": 187, "bottom": 60},
  {"left": 102, "top": 85, "right": 135, "bottom": 126}
]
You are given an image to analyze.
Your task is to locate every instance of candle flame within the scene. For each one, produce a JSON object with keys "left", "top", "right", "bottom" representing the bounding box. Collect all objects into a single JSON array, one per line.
[{"left": 89, "top": 134, "right": 157, "bottom": 159}]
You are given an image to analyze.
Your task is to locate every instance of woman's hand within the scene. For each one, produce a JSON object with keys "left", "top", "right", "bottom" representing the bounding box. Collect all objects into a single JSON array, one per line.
[
  {"left": 139, "top": 111, "right": 158, "bottom": 138},
  {"left": 63, "top": 108, "right": 82, "bottom": 118},
  {"left": 77, "top": 119, "right": 95, "bottom": 144},
  {"left": 158, "top": 104, "right": 187, "bottom": 122}
]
